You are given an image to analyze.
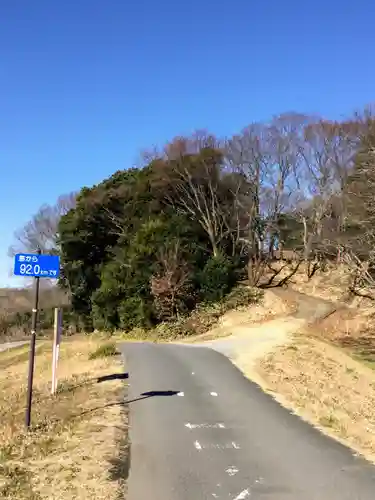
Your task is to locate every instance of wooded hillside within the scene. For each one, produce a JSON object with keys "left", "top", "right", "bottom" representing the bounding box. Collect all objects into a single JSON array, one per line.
[{"left": 7, "top": 108, "right": 375, "bottom": 336}]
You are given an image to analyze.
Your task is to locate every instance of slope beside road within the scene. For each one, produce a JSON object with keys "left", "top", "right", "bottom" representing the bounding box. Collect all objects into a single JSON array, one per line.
[{"left": 121, "top": 341, "right": 375, "bottom": 500}]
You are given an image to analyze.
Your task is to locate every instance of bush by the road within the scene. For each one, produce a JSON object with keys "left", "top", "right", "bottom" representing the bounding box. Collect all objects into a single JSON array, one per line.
[
  {"left": 197, "top": 253, "right": 237, "bottom": 303},
  {"left": 122, "top": 286, "right": 262, "bottom": 341},
  {"left": 88, "top": 341, "right": 119, "bottom": 359}
]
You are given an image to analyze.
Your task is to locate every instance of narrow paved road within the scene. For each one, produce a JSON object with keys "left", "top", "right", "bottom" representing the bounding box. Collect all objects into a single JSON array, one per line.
[
  {"left": 0, "top": 340, "right": 28, "bottom": 353},
  {"left": 121, "top": 342, "right": 375, "bottom": 500}
]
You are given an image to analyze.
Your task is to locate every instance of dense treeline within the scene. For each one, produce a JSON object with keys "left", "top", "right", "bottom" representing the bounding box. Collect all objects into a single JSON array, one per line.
[
  {"left": 58, "top": 148, "right": 242, "bottom": 331},
  {"left": 9, "top": 107, "right": 375, "bottom": 334}
]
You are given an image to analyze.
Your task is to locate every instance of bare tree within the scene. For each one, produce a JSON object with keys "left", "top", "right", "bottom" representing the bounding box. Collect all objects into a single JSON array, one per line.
[
  {"left": 150, "top": 241, "right": 191, "bottom": 319},
  {"left": 338, "top": 116, "right": 375, "bottom": 297},
  {"left": 280, "top": 119, "right": 357, "bottom": 273},
  {"left": 225, "top": 117, "right": 306, "bottom": 286},
  {"left": 262, "top": 113, "right": 308, "bottom": 256},
  {"left": 311, "top": 119, "right": 365, "bottom": 269},
  {"left": 151, "top": 135, "right": 235, "bottom": 258},
  {"left": 138, "top": 130, "right": 223, "bottom": 168},
  {"left": 225, "top": 123, "right": 268, "bottom": 284},
  {"left": 9, "top": 192, "right": 77, "bottom": 256},
  {"left": 163, "top": 130, "right": 222, "bottom": 159}
]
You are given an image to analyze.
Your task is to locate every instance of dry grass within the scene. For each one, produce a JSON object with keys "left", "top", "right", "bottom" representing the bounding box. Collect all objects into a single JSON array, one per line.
[
  {"left": 288, "top": 263, "right": 352, "bottom": 302},
  {"left": 277, "top": 262, "right": 375, "bottom": 366},
  {"left": 220, "top": 288, "right": 294, "bottom": 325},
  {"left": 263, "top": 261, "right": 354, "bottom": 302},
  {"left": 257, "top": 335, "right": 375, "bottom": 463},
  {"left": 0, "top": 336, "right": 128, "bottom": 499},
  {"left": 303, "top": 306, "right": 375, "bottom": 368},
  {"left": 287, "top": 264, "right": 375, "bottom": 368},
  {"left": 182, "top": 289, "right": 295, "bottom": 343}
]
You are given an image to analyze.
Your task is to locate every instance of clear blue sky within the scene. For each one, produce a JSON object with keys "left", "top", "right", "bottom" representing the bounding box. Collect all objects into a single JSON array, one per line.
[{"left": 1, "top": 0, "right": 374, "bottom": 286}]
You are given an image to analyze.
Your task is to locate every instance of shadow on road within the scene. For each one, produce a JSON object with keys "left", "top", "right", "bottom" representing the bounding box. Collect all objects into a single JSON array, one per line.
[
  {"left": 140, "top": 390, "right": 179, "bottom": 397},
  {"left": 77, "top": 390, "right": 180, "bottom": 418}
]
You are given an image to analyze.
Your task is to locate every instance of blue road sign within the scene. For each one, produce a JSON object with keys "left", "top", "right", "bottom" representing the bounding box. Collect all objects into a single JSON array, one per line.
[{"left": 14, "top": 253, "right": 60, "bottom": 279}]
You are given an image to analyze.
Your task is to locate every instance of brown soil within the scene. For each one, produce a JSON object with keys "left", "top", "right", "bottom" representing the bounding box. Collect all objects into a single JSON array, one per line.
[{"left": 258, "top": 336, "right": 375, "bottom": 463}]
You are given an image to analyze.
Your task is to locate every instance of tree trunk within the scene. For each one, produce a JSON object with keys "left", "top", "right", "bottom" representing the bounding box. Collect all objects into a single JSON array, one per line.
[{"left": 247, "top": 258, "right": 257, "bottom": 286}]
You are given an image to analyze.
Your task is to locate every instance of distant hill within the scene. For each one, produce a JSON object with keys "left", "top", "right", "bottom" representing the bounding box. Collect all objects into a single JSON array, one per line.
[
  {"left": 0, "top": 284, "right": 71, "bottom": 340},
  {"left": 0, "top": 283, "right": 69, "bottom": 314}
]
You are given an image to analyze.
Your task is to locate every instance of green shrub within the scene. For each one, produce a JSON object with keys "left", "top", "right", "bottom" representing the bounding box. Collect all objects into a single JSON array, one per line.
[
  {"left": 149, "top": 286, "right": 262, "bottom": 340},
  {"left": 88, "top": 342, "right": 119, "bottom": 360},
  {"left": 118, "top": 296, "right": 153, "bottom": 330},
  {"left": 198, "top": 254, "right": 236, "bottom": 302},
  {"left": 220, "top": 286, "right": 262, "bottom": 313},
  {"left": 91, "top": 303, "right": 118, "bottom": 333},
  {"left": 120, "top": 326, "right": 150, "bottom": 340}
]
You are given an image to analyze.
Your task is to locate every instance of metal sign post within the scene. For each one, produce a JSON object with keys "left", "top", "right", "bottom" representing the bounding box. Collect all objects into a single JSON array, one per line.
[
  {"left": 26, "top": 270, "right": 40, "bottom": 428},
  {"left": 13, "top": 251, "right": 60, "bottom": 429}
]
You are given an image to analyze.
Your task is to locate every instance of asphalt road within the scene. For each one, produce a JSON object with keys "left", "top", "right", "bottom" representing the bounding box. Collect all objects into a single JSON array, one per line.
[
  {"left": 0, "top": 340, "right": 28, "bottom": 353},
  {"left": 121, "top": 342, "right": 375, "bottom": 500}
]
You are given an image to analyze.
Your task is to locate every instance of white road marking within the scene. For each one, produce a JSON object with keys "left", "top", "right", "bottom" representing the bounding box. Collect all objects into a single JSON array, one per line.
[
  {"left": 177, "top": 391, "right": 184, "bottom": 396},
  {"left": 226, "top": 466, "right": 239, "bottom": 476},
  {"left": 194, "top": 440, "right": 202, "bottom": 450},
  {"left": 233, "top": 489, "right": 250, "bottom": 500},
  {"left": 185, "top": 423, "right": 225, "bottom": 429},
  {"left": 219, "top": 443, "right": 240, "bottom": 449},
  {"left": 210, "top": 391, "right": 218, "bottom": 396},
  {"left": 192, "top": 372, "right": 195, "bottom": 375},
  {"left": 211, "top": 494, "right": 218, "bottom": 498},
  {"left": 192, "top": 442, "right": 240, "bottom": 450}
]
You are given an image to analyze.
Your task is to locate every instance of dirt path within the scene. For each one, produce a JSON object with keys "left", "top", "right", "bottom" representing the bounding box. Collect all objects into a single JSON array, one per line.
[
  {"left": 272, "top": 287, "right": 338, "bottom": 323},
  {"left": 192, "top": 287, "right": 338, "bottom": 365}
]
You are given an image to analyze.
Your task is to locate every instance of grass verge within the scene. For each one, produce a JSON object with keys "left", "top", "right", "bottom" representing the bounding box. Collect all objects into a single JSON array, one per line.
[
  {"left": 256, "top": 334, "right": 375, "bottom": 463},
  {"left": 88, "top": 341, "right": 119, "bottom": 360},
  {"left": 303, "top": 306, "right": 375, "bottom": 369},
  {"left": 0, "top": 336, "right": 128, "bottom": 499}
]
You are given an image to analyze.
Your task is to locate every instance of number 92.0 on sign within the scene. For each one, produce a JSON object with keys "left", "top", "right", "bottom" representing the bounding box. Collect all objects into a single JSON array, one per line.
[{"left": 19, "top": 263, "right": 57, "bottom": 277}]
